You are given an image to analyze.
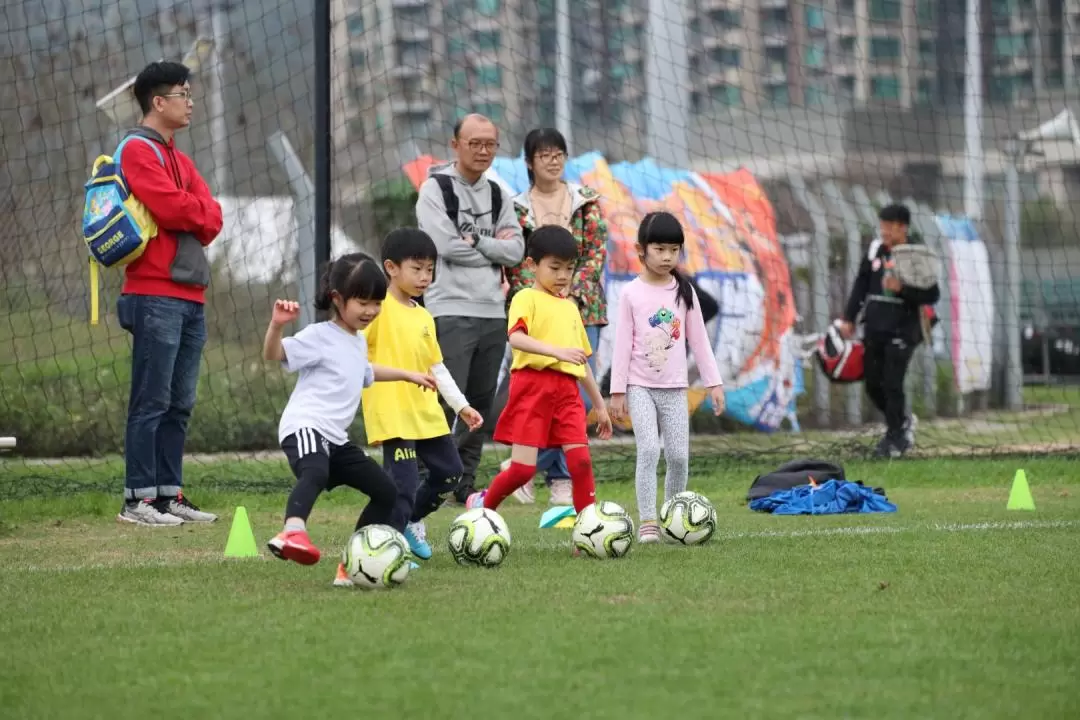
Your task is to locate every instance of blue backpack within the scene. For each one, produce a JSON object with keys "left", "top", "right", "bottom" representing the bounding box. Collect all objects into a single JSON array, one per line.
[{"left": 82, "top": 132, "right": 165, "bottom": 324}]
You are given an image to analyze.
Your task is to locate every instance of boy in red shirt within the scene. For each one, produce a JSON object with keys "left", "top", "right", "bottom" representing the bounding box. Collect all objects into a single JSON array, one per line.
[
  {"left": 472, "top": 225, "right": 613, "bottom": 517},
  {"left": 115, "top": 61, "right": 224, "bottom": 527}
]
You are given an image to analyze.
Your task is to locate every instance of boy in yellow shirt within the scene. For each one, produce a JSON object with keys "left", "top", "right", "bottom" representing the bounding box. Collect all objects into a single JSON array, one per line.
[
  {"left": 472, "top": 225, "right": 613, "bottom": 517},
  {"left": 362, "top": 228, "right": 483, "bottom": 559}
]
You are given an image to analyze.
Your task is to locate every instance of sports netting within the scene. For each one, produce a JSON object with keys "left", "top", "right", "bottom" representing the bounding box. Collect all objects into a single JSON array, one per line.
[{"left": 2, "top": 0, "right": 1079, "bottom": 500}]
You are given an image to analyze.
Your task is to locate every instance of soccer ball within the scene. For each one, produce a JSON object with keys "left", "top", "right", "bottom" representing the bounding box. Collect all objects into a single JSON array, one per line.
[
  {"left": 572, "top": 501, "right": 634, "bottom": 559},
  {"left": 447, "top": 508, "right": 512, "bottom": 567},
  {"left": 342, "top": 524, "right": 413, "bottom": 589},
  {"left": 659, "top": 491, "right": 717, "bottom": 546}
]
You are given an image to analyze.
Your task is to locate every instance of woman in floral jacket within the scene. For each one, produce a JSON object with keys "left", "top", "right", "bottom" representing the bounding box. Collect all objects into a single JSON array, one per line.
[{"left": 499, "top": 127, "right": 608, "bottom": 506}]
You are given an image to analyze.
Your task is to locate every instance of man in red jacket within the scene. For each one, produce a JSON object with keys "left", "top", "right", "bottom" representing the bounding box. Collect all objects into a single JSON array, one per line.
[{"left": 115, "top": 61, "right": 224, "bottom": 526}]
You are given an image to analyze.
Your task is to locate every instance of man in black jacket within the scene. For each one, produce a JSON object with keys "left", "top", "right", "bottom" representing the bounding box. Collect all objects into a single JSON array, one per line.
[{"left": 840, "top": 204, "right": 940, "bottom": 458}]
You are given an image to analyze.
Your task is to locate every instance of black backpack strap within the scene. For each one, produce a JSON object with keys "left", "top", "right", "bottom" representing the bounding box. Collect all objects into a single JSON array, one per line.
[
  {"left": 488, "top": 180, "right": 502, "bottom": 226},
  {"left": 434, "top": 174, "right": 459, "bottom": 230}
]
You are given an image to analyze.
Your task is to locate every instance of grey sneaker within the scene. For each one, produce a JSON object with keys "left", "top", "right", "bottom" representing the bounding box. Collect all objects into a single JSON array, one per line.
[
  {"left": 155, "top": 494, "right": 217, "bottom": 523},
  {"left": 549, "top": 478, "right": 573, "bottom": 506},
  {"left": 117, "top": 499, "right": 184, "bottom": 526}
]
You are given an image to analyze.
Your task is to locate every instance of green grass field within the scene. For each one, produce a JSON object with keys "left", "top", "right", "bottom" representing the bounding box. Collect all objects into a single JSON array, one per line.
[{"left": 2, "top": 456, "right": 1078, "bottom": 719}]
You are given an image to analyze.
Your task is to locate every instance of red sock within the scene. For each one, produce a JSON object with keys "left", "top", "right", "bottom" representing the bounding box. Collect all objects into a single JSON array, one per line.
[
  {"left": 483, "top": 462, "right": 537, "bottom": 511},
  {"left": 564, "top": 447, "right": 596, "bottom": 513}
]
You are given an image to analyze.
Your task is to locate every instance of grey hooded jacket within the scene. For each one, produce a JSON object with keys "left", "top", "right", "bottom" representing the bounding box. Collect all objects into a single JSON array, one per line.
[{"left": 415, "top": 161, "right": 525, "bottom": 319}]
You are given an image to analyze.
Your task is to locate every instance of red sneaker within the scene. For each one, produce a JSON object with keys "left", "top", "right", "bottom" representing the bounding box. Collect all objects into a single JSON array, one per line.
[{"left": 267, "top": 530, "right": 321, "bottom": 565}]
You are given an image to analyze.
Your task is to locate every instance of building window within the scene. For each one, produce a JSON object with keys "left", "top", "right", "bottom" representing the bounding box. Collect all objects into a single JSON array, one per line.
[
  {"left": 449, "top": 69, "right": 468, "bottom": 94},
  {"left": 398, "top": 40, "right": 431, "bottom": 68},
  {"left": 347, "top": 14, "right": 364, "bottom": 36},
  {"left": 994, "top": 34, "right": 1028, "bottom": 57},
  {"left": 870, "top": 0, "right": 901, "bottom": 21},
  {"left": 916, "top": 77, "right": 933, "bottom": 104},
  {"left": 918, "top": 39, "right": 934, "bottom": 66},
  {"left": 871, "top": 74, "right": 900, "bottom": 99},
  {"left": 805, "top": 5, "right": 826, "bottom": 30},
  {"left": 767, "top": 84, "right": 789, "bottom": 106},
  {"left": 871, "top": 37, "right": 901, "bottom": 60},
  {"left": 536, "top": 65, "right": 554, "bottom": 89},
  {"left": 540, "top": 28, "right": 556, "bottom": 56},
  {"left": 709, "top": 84, "right": 741, "bottom": 107},
  {"left": 475, "top": 30, "right": 500, "bottom": 52},
  {"left": 612, "top": 62, "right": 637, "bottom": 81},
  {"left": 712, "top": 9, "right": 741, "bottom": 27},
  {"left": 474, "top": 102, "right": 504, "bottom": 122},
  {"left": 710, "top": 47, "right": 740, "bottom": 68},
  {"left": 917, "top": 0, "right": 934, "bottom": 22},
  {"left": 476, "top": 65, "right": 502, "bottom": 87},
  {"left": 805, "top": 42, "right": 826, "bottom": 68},
  {"left": 476, "top": 0, "right": 500, "bottom": 18},
  {"left": 805, "top": 82, "right": 828, "bottom": 107},
  {"left": 350, "top": 49, "right": 366, "bottom": 69},
  {"left": 449, "top": 36, "right": 467, "bottom": 56}
]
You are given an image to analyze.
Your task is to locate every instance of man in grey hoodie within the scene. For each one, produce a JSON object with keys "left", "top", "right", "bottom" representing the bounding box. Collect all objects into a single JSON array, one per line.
[{"left": 415, "top": 114, "right": 525, "bottom": 505}]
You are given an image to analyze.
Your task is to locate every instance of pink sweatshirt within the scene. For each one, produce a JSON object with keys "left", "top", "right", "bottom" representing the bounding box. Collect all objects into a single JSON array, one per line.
[{"left": 609, "top": 277, "right": 724, "bottom": 394}]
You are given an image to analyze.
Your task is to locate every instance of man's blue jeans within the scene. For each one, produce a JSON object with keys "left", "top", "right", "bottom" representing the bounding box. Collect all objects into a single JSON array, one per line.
[
  {"left": 536, "top": 324, "right": 603, "bottom": 482},
  {"left": 117, "top": 294, "right": 206, "bottom": 500}
]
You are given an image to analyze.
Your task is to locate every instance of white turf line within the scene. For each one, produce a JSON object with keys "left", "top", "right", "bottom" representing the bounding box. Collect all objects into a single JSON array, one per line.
[{"left": 9, "top": 519, "right": 1079, "bottom": 574}]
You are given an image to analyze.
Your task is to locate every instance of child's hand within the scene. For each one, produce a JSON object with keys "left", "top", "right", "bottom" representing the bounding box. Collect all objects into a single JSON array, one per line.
[
  {"left": 595, "top": 407, "right": 613, "bottom": 440},
  {"left": 271, "top": 299, "right": 300, "bottom": 328},
  {"left": 410, "top": 372, "right": 438, "bottom": 391},
  {"left": 553, "top": 347, "right": 588, "bottom": 365},
  {"left": 710, "top": 386, "right": 726, "bottom": 416},
  {"left": 458, "top": 406, "right": 484, "bottom": 431},
  {"left": 608, "top": 393, "right": 627, "bottom": 423}
]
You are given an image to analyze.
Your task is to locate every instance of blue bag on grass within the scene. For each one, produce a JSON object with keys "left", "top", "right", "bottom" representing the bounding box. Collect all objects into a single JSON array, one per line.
[{"left": 749, "top": 479, "right": 897, "bottom": 515}]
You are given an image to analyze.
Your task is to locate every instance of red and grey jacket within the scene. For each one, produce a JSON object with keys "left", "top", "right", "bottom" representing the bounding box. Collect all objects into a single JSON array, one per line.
[{"left": 118, "top": 127, "right": 223, "bottom": 303}]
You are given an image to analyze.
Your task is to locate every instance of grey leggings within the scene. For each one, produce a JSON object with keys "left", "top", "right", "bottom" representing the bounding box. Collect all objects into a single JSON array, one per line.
[{"left": 627, "top": 385, "right": 690, "bottom": 523}]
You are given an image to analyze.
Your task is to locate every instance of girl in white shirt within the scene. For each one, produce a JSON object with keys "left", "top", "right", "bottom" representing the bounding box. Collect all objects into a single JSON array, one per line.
[{"left": 261, "top": 253, "right": 436, "bottom": 584}]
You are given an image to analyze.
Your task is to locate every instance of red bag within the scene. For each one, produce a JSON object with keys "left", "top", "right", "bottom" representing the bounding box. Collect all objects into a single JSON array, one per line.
[{"left": 815, "top": 324, "right": 864, "bottom": 383}]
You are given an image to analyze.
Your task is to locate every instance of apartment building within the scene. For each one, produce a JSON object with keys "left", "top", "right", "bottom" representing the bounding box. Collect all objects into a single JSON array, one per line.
[
  {"left": 332, "top": 0, "right": 529, "bottom": 149},
  {"left": 331, "top": 0, "right": 1080, "bottom": 153},
  {"left": 687, "top": 0, "right": 1073, "bottom": 113}
]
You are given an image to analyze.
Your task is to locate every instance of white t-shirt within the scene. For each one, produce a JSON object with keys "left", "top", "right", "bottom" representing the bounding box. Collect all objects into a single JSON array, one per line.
[{"left": 277, "top": 321, "right": 375, "bottom": 446}]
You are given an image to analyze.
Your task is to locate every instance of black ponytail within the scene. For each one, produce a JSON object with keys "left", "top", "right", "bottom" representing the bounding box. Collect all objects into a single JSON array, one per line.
[
  {"left": 313, "top": 252, "right": 387, "bottom": 315},
  {"left": 671, "top": 267, "right": 695, "bottom": 311},
  {"left": 314, "top": 261, "right": 334, "bottom": 312},
  {"left": 638, "top": 211, "right": 694, "bottom": 310}
]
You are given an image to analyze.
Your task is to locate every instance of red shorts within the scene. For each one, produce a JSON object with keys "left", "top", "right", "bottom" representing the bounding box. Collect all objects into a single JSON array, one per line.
[{"left": 493, "top": 368, "right": 588, "bottom": 448}]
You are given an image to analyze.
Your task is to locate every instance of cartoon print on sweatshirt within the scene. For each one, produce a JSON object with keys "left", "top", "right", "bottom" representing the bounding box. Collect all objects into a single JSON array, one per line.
[{"left": 644, "top": 306, "right": 682, "bottom": 371}]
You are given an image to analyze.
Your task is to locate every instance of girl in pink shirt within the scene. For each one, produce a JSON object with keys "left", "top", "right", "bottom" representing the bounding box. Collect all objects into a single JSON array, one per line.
[{"left": 608, "top": 212, "right": 725, "bottom": 543}]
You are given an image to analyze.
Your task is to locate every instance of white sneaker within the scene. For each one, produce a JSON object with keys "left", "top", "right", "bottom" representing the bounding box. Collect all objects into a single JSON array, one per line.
[
  {"left": 512, "top": 481, "right": 536, "bottom": 504},
  {"left": 638, "top": 522, "right": 661, "bottom": 544},
  {"left": 549, "top": 479, "right": 573, "bottom": 506},
  {"left": 117, "top": 499, "right": 184, "bottom": 526},
  {"left": 904, "top": 414, "right": 918, "bottom": 449}
]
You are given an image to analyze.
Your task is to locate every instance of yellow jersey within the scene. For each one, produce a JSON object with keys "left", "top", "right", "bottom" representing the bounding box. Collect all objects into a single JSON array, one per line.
[
  {"left": 507, "top": 287, "right": 592, "bottom": 379},
  {"left": 362, "top": 293, "right": 449, "bottom": 442}
]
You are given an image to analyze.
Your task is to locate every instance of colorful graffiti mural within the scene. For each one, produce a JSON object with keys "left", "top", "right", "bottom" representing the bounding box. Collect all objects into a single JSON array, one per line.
[{"left": 401, "top": 153, "right": 800, "bottom": 432}]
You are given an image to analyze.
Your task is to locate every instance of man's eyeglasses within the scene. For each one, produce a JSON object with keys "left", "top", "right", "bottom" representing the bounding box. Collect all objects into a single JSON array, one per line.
[
  {"left": 159, "top": 91, "right": 193, "bottom": 101},
  {"left": 466, "top": 139, "right": 499, "bottom": 152}
]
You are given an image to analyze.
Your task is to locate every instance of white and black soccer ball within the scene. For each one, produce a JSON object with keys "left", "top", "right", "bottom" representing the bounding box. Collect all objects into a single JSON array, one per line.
[
  {"left": 342, "top": 524, "right": 413, "bottom": 589},
  {"left": 572, "top": 501, "right": 634, "bottom": 559},
  {"left": 659, "top": 491, "right": 717, "bottom": 546},
  {"left": 447, "top": 508, "right": 512, "bottom": 567}
]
